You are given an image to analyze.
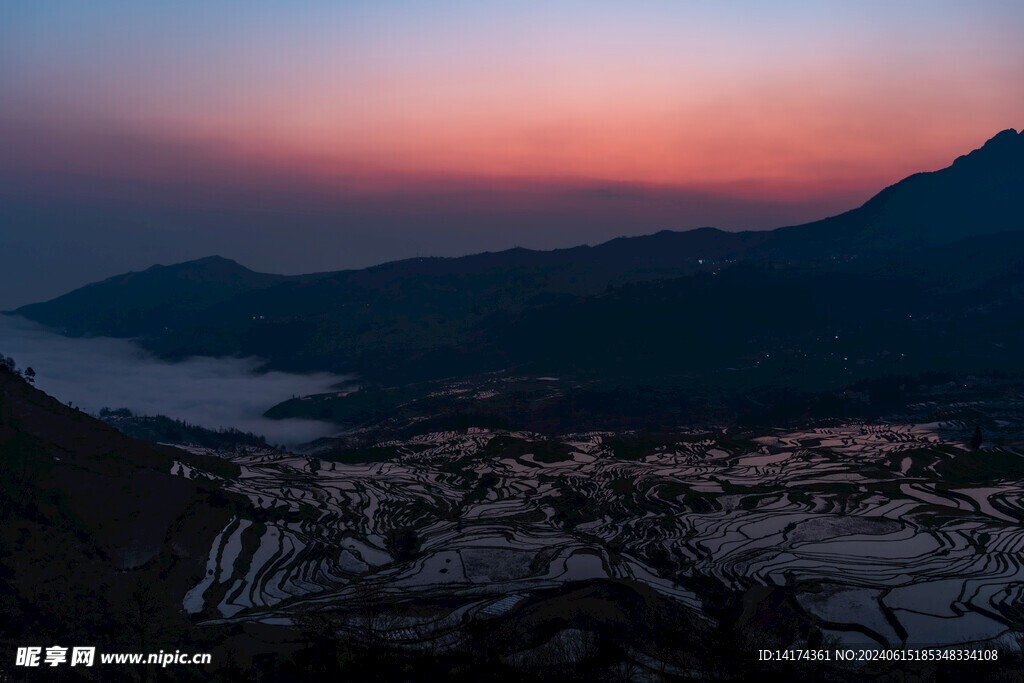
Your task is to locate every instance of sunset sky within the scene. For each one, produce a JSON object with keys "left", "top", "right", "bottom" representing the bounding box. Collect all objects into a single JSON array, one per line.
[{"left": 1, "top": 1, "right": 1022, "bottom": 307}]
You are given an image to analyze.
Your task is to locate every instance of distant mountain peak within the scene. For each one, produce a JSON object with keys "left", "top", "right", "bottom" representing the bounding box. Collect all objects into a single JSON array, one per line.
[
  {"left": 983, "top": 127, "right": 1019, "bottom": 145},
  {"left": 170, "top": 255, "right": 260, "bottom": 278},
  {"left": 139, "top": 255, "right": 247, "bottom": 274},
  {"left": 13, "top": 253, "right": 285, "bottom": 336},
  {"left": 952, "top": 127, "right": 1023, "bottom": 168},
  {"left": 185, "top": 255, "right": 245, "bottom": 269},
  {"left": 193, "top": 254, "right": 236, "bottom": 264}
]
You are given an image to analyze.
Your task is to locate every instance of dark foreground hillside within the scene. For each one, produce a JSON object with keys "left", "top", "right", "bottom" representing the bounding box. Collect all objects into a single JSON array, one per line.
[{"left": 0, "top": 364, "right": 237, "bottom": 680}]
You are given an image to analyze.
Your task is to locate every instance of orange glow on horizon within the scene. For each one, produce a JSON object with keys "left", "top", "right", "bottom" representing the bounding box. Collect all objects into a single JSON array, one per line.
[{"left": 3, "top": 1, "right": 1021, "bottom": 219}]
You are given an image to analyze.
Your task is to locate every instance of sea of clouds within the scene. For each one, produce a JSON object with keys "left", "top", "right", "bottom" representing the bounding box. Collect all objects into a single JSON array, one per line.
[{"left": 0, "top": 314, "right": 350, "bottom": 446}]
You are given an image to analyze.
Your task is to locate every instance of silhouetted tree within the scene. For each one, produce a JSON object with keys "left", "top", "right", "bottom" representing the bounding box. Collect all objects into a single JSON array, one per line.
[
  {"left": 23, "top": 367, "right": 35, "bottom": 384},
  {"left": 0, "top": 354, "right": 15, "bottom": 374},
  {"left": 970, "top": 425, "right": 983, "bottom": 449},
  {"left": 351, "top": 582, "right": 401, "bottom": 657}
]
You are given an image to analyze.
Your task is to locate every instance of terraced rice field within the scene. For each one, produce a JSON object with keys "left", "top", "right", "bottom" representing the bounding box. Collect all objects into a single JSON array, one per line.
[{"left": 174, "top": 419, "right": 1024, "bottom": 648}]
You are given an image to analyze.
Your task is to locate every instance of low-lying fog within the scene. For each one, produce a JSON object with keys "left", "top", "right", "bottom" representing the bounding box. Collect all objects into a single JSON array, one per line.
[{"left": 0, "top": 314, "right": 349, "bottom": 446}]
